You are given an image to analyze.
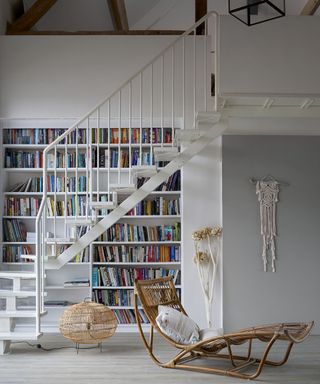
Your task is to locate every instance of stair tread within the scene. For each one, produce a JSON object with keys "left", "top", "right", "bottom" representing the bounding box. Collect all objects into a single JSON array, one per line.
[
  {"left": 0, "top": 290, "right": 37, "bottom": 297},
  {"left": 20, "top": 255, "right": 36, "bottom": 261},
  {"left": 0, "top": 271, "right": 36, "bottom": 278},
  {"left": 90, "top": 201, "right": 116, "bottom": 206},
  {"left": 131, "top": 165, "right": 157, "bottom": 177},
  {"left": 154, "top": 147, "right": 179, "bottom": 161},
  {"left": 66, "top": 219, "right": 93, "bottom": 224},
  {"left": 109, "top": 183, "right": 136, "bottom": 193},
  {"left": 46, "top": 238, "right": 71, "bottom": 243},
  {"left": 0, "top": 332, "right": 42, "bottom": 340},
  {"left": 153, "top": 147, "right": 178, "bottom": 153}
]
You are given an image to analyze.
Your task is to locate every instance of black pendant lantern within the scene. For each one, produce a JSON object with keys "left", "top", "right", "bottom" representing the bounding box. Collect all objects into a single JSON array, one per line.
[{"left": 229, "top": 1, "right": 285, "bottom": 26}]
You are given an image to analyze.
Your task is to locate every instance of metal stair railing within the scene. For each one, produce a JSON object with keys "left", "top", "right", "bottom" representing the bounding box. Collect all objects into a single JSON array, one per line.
[{"left": 35, "top": 10, "right": 220, "bottom": 278}]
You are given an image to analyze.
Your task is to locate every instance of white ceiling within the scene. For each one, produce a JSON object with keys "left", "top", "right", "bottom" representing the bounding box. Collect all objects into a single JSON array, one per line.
[{"left": 12, "top": 0, "right": 320, "bottom": 32}]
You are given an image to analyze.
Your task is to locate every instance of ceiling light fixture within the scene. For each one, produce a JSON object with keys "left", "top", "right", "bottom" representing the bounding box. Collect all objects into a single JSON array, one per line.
[{"left": 228, "top": 1, "right": 286, "bottom": 26}]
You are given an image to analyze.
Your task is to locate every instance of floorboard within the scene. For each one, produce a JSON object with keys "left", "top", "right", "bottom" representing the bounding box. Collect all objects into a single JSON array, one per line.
[{"left": 0, "top": 334, "right": 319, "bottom": 383}]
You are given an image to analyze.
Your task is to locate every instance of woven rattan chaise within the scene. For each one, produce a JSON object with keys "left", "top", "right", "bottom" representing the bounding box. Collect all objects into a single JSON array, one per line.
[{"left": 134, "top": 276, "right": 314, "bottom": 380}]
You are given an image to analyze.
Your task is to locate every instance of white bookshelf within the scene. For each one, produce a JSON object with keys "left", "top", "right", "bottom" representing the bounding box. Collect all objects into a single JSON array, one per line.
[{"left": 1, "top": 118, "right": 182, "bottom": 331}]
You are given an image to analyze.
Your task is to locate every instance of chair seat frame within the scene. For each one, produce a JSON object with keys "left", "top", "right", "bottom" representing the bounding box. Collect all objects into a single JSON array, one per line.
[{"left": 134, "top": 276, "right": 314, "bottom": 380}]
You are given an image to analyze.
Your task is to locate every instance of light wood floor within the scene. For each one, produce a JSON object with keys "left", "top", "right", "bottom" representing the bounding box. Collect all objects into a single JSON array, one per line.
[{"left": 1, "top": 333, "right": 319, "bottom": 384}]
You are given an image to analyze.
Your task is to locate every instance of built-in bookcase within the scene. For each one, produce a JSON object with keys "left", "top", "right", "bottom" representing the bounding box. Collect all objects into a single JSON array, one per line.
[{"left": 0, "top": 119, "right": 182, "bottom": 331}]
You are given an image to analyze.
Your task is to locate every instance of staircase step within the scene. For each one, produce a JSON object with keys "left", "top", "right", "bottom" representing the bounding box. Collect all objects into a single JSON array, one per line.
[
  {"left": 175, "top": 129, "right": 205, "bottom": 144},
  {"left": 131, "top": 165, "right": 157, "bottom": 177},
  {"left": 0, "top": 332, "right": 42, "bottom": 340},
  {"left": 46, "top": 237, "right": 72, "bottom": 244},
  {"left": 196, "top": 111, "right": 221, "bottom": 123},
  {"left": 0, "top": 310, "right": 47, "bottom": 318},
  {"left": 0, "top": 290, "right": 36, "bottom": 298},
  {"left": 66, "top": 218, "right": 94, "bottom": 226},
  {"left": 20, "top": 255, "right": 36, "bottom": 261},
  {"left": 0, "top": 271, "right": 36, "bottom": 279},
  {"left": 109, "top": 184, "right": 137, "bottom": 193},
  {"left": 90, "top": 201, "right": 118, "bottom": 210},
  {"left": 154, "top": 147, "right": 179, "bottom": 161}
]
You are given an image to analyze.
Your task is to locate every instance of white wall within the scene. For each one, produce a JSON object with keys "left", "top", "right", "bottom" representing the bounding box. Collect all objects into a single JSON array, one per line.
[
  {"left": 223, "top": 136, "right": 320, "bottom": 334},
  {"left": 183, "top": 138, "right": 223, "bottom": 329},
  {"left": 220, "top": 16, "right": 320, "bottom": 96},
  {"left": 0, "top": 36, "right": 176, "bottom": 118}
]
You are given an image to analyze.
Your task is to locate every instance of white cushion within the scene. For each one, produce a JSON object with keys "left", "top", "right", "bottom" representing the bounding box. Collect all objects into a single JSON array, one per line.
[
  {"left": 199, "top": 328, "right": 223, "bottom": 341},
  {"left": 156, "top": 305, "right": 200, "bottom": 345}
]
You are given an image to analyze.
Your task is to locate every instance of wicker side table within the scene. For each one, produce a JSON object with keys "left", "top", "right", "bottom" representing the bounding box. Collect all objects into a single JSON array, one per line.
[{"left": 59, "top": 300, "right": 118, "bottom": 352}]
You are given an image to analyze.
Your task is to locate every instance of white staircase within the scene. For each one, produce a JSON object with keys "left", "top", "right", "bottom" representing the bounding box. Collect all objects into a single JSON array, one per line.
[{"left": 0, "top": 11, "right": 223, "bottom": 353}]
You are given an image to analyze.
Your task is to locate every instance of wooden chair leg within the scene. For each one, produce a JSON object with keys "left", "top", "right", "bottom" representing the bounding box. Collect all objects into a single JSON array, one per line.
[{"left": 264, "top": 342, "right": 294, "bottom": 366}]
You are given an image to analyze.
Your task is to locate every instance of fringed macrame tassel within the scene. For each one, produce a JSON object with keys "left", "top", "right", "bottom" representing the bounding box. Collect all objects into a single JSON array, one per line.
[{"left": 256, "top": 181, "right": 280, "bottom": 272}]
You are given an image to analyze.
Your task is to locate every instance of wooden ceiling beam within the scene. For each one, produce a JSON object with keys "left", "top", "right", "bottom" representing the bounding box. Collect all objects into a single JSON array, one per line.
[
  {"left": 107, "top": 0, "right": 129, "bottom": 32},
  {"left": 6, "top": 30, "right": 185, "bottom": 36},
  {"left": 7, "top": 0, "right": 58, "bottom": 34},
  {"left": 301, "top": 0, "right": 320, "bottom": 15},
  {"left": 195, "top": 0, "right": 207, "bottom": 35}
]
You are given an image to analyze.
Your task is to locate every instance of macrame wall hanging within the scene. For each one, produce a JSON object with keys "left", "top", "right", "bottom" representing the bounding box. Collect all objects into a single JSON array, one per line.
[
  {"left": 192, "top": 226, "right": 222, "bottom": 327},
  {"left": 250, "top": 175, "right": 289, "bottom": 272}
]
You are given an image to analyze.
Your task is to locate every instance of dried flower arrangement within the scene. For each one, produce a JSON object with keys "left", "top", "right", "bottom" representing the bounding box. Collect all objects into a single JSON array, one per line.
[{"left": 192, "top": 226, "right": 222, "bottom": 327}]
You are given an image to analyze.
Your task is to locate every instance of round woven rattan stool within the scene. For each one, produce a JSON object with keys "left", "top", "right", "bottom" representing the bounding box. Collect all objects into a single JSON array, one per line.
[{"left": 59, "top": 300, "right": 118, "bottom": 352}]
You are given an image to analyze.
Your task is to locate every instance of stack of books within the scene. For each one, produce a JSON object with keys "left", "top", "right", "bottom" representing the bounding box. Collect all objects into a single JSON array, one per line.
[{"left": 63, "top": 278, "right": 90, "bottom": 288}]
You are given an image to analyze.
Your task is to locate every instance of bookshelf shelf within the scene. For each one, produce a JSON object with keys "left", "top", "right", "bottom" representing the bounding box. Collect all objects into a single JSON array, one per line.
[
  {"left": 3, "top": 215, "right": 181, "bottom": 220},
  {"left": 92, "top": 262, "right": 181, "bottom": 266},
  {"left": 2, "top": 242, "right": 36, "bottom": 245},
  {"left": 3, "top": 191, "right": 181, "bottom": 196},
  {"left": 1, "top": 119, "right": 182, "bottom": 329},
  {"left": 3, "top": 143, "right": 175, "bottom": 149},
  {"left": 92, "top": 241, "right": 181, "bottom": 245},
  {"left": 4, "top": 167, "right": 169, "bottom": 173},
  {"left": 92, "top": 285, "right": 181, "bottom": 290},
  {"left": 45, "top": 286, "right": 91, "bottom": 290}
]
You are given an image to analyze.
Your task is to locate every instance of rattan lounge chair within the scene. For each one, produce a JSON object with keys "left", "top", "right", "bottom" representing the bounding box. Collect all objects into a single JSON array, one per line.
[{"left": 134, "top": 276, "right": 314, "bottom": 380}]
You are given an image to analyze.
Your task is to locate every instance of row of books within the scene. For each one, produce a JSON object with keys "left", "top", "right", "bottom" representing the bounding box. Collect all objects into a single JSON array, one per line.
[
  {"left": 3, "top": 196, "right": 90, "bottom": 217},
  {"left": 3, "top": 219, "right": 27, "bottom": 242},
  {"left": 4, "top": 128, "right": 86, "bottom": 145},
  {"left": 93, "top": 289, "right": 136, "bottom": 307},
  {"left": 47, "top": 152, "right": 86, "bottom": 168},
  {"left": 97, "top": 223, "right": 181, "bottom": 242},
  {"left": 2, "top": 245, "right": 33, "bottom": 262},
  {"left": 8, "top": 172, "right": 179, "bottom": 193},
  {"left": 94, "top": 245, "right": 180, "bottom": 263},
  {"left": 91, "top": 127, "right": 173, "bottom": 144},
  {"left": 92, "top": 266, "right": 180, "bottom": 287},
  {"left": 5, "top": 149, "right": 159, "bottom": 169},
  {"left": 4, "top": 127, "right": 174, "bottom": 146},
  {"left": 93, "top": 288, "right": 181, "bottom": 308},
  {"left": 10, "top": 176, "right": 87, "bottom": 193},
  {"left": 4, "top": 197, "right": 41, "bottom": 216},
  {"left": 112, "top": 308, "right": 149, "bottom": 324},
  {"left": 6, "top": 150, "right": 87, "bottom": 170},
  {"left": 138, "top": 170, "right": 181, "bottom": 191},
  {"left": 92, "top": 148, "right": 154, "bottom": 168},
  {"left": 46, "top": 196, "right": 87, "bottom": 216},
  {"left": 126, "top": 197, "right": 180, "bottom": 216},
  {"left": 5, "top": 150, "right": 43, "bottom": 168}
]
